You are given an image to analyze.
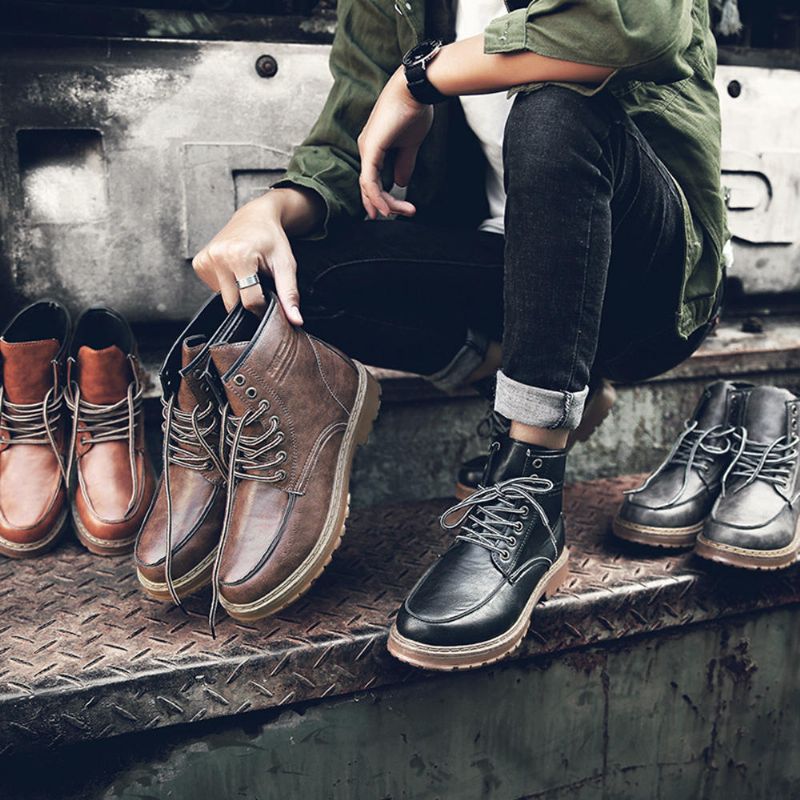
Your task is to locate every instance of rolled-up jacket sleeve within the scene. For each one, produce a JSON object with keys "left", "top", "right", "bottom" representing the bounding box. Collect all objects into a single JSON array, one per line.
[
  {"left": 271, "top": 0, "right": 402, "bottom": 239},
  {"left": 484, "top": 0, "right": 694, "bottom": 85}
]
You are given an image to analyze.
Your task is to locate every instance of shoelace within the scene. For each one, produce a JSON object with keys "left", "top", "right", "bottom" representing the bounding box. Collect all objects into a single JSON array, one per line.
[
  {"left": 476, "top": 407, "right": 511, "bottom": 441},
  {"left": 66, "top": 355, "right": 143, "bottom": 516},
  {"left": 208, "top": 399, "right": 287, "bottom": 636},
  {"left": 722, "top": 427, "right": 799, "bottom": 500},
  {"left": 0, "top": 375, "right": 69, "bottom": 484},
  {"left": 440, "top": 475, "right": 555, "bottom": 560},
  {"left": 625, "top": 421, "right": 734, "bottom": 509},
  {"left": 161, "top": 394, "right": 226, "bottom": 610}
]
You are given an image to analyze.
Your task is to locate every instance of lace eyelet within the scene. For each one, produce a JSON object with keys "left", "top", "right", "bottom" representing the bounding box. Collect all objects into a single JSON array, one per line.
[
  {"left": 514, "top": 521, "right": 524, "bottom": 532},
  {"left": 278, "top": 450, "right": 287, "bottom": 463},
  {"left": 245, "top": 386, "right": 258, "bottom": 399},
  {"left": 233, "top": 374, "right": 246, "bottom": 386},
  {"left": 277, "top": 470, "right": 287, "bottom": 480},
  {"left": 500, "top": 549, "right": 511, "bottom": 561},
  {"left": 531, "top": 457, "right": 543, "bottom": 469},
  {"left": 506, "top": 536, "right": 517, "bottom": 547}
]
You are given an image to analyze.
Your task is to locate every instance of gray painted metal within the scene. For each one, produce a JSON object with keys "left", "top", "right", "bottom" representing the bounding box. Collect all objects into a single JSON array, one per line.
[
  {"left": 716, "top": 66, "right": 800, "bottom": 295},
  {"left": 1, "top": 41, "right": 798, "bottom": 323},
  {"left": 2, "top": 608, "right": 798, "bottom": 799},
  {"left": 0, "top": 37, "right": 332, "bottom": 320}
]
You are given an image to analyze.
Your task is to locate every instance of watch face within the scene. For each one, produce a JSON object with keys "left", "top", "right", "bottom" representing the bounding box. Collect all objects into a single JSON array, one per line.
[{"left": 403, "top": 39, "right": 443, "bottom": 68}]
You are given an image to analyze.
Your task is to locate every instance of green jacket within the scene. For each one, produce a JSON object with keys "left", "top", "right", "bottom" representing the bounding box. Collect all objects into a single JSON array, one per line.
[{"left": 273, "top": 0, "right": 726, "bottom": 339}]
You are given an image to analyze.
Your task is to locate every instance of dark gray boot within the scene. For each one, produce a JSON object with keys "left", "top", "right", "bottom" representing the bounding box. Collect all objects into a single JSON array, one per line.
[
  {"left": 696, "top": 385, "right": 800, "bottom": 570},
  {"left": 613, "top": 381, "right": 748, "bottom": 548}
]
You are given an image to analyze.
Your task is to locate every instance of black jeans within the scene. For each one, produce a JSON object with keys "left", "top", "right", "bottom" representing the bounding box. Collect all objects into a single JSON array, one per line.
[{"left": 288, "top": 87, "right": 717, "bottom": 427}]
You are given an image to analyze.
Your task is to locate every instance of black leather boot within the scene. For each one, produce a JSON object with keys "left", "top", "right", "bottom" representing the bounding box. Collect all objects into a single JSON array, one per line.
[
  {"left": 389, "top": 435, "right": 569, "bottom": 670},
  {"left": 613, "top": 380, "right": 747, "bottom": 548},
  {"left": 696, "top": 385, "right": 800, "bottom": 570},
  {"left": 454, "top": 376, "right": 615, "bottom": 500}
]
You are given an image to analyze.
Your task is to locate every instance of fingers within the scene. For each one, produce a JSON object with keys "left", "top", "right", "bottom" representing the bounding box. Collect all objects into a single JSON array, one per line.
[
  {"left": 218, "top": 271, "right": 241, "bottom": 313},
  {"left": 358, "top": 136, "right": 389, "bottom": 219},
  {"left": 191, "top": 250, "right": 220, "bottom": 293},
  {"left": 270, "top": 242, "right": 303, "bottom": 326},
  {"left": 194, "top": 241, "right": 266, "bottom": 314}
]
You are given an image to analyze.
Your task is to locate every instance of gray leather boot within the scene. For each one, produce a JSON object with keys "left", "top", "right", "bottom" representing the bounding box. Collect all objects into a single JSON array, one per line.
[
  {"left": 696, "top": 385, "right": 800, "bottom": 570},
  {"left": 613, "top": 381, "right": 747, "bottom": 548}
]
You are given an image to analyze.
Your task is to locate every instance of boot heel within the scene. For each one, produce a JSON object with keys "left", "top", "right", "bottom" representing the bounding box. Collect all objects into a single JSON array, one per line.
[
  {"left": 354, "top": 368, "right": 382, "bottom": 447},
  {"left": 543, "top": 549, "right": 570, "bottom": 598}
]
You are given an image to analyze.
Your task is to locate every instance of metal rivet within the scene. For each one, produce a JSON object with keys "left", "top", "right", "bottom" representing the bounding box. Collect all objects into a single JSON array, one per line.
[
  {"left": 255, "top": 54, "right": 278, "bottom": 78},
  {"left": 233, "top": 374, "right": 245, "bottom": 386},
  {"left": 245, "top": 386, "right": 257, "bottom": 399}
]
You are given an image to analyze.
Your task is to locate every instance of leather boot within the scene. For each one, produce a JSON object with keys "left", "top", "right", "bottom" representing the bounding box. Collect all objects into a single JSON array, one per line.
[
  {"left": 696, "top": 385, "right": 800, "bottom": 569},
  {"left": 68, "top": 307, "right": 156, "bottom": 555},
  {"left": 613, "top": 380, "right": 748, "bottom": 548},
  {"left": 0, "top": 300, "right": 71, "bottom": 558},
  {"left": 455, "top": 376, "right": 615, "bottom": 500},
  {"left": 207, "top": 294, "right": 381, "bottom": 627},
  {"left": 135, "top": 295, "right": 239, "bottom": 601},
  {"left": 389, "top": 434, "right": 570, "bottom": 670}
]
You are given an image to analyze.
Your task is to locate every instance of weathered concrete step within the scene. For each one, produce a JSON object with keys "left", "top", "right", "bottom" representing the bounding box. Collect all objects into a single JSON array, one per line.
[
  {"left": 2, "top": 474, "right": 799, "bottom": 757},
  {"left": 137, "top": 315, "right": 800, "bottom": 507}
]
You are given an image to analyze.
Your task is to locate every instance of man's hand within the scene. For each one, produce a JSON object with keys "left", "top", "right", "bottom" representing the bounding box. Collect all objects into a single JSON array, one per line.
[
  {"left": 357, "top": 67, "right": 433, "bottom": 219},
  {"left": 192, "top": 188, "right": 322, "bottom": 323}
]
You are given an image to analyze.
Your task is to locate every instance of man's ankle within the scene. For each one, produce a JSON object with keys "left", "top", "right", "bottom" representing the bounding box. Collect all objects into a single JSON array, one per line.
[{"left": 509, "top": 420, "right": 569, "bottom": 450}]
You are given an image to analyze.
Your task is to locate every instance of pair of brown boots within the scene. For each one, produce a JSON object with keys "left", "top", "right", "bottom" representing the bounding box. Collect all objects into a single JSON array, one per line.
[
  {"left": 0, "top": 300, "right": 155, "bottom": 558},
  {"left": 135, "top": 293, "right": 380, "bottom": 631}
]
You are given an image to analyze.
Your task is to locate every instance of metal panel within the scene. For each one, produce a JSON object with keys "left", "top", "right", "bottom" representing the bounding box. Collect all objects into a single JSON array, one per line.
[
  {"left": 2, "top": 609, "right": 798, "bottom": 799},
  {"left": 0, "top": 36, "right": 332, "bottom": 321},
  {"left": 716, "top": 65, "right": 800, "bottom": 294}
]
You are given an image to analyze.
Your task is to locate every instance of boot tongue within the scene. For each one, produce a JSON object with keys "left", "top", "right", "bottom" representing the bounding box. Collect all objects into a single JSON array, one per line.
[
  {"left": 77, "top": 345, "right": 133, "bottom": 404},
  {"left": 694, "top": 380, "right": 733, "bottom": 429},
  {"left": 483, "top": 435, "right": 566, "bottom": 486},
  {"left": 0, "top": 338, "right": 60, "bottom": 404},
  {"left": 742, "top": 386, "right": 795, "bottom": 444},
  {"left": 176, "top": 336, "right": 207, "bottom": 411}
]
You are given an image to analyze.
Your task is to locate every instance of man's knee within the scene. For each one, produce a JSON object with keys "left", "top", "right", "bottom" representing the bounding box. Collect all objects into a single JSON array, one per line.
[{"left": 503, "top": 86, "right": 616, "bottom": 179}]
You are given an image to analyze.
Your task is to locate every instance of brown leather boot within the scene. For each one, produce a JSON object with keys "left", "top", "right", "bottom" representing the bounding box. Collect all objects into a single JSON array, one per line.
[
  {"left": 135, "top": 296, "right": 236, "bottom": 602},
  {"left": 207, "top": 294, "right": 381, "bottom": 627},
  {"left": 67, "top": 307, "right": 156, "bottom": 556},
  {"left": 0, "top": 300, "right": 71, "bottom": 558}
]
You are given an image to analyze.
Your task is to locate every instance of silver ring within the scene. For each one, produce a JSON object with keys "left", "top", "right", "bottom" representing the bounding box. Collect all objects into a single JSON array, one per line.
[{"left": 236, "top": 273, "right": 259, "bottom": 290}]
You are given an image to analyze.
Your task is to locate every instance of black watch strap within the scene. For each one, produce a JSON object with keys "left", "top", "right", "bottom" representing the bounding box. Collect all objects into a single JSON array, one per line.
[{"left": 405, "top": 62, "right": 449, "bottom": 105}]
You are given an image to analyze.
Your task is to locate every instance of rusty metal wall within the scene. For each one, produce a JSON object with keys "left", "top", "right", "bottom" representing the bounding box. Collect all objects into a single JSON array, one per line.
[
  {"left": 1, "top": 36, "right": 799, "bottom": 323},
  {"left": 2, "top": 607, "right": 798, "bottom": 799}
]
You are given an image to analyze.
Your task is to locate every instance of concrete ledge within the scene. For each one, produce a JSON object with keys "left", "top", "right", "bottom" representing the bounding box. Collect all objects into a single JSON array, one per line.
[{"left": 2, "top": 474, "right": 799, "bottom": 755}]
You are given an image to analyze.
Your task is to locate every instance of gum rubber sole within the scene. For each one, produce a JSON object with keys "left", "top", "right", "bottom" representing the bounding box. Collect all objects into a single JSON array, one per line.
[
  {"left": 136, "top": 548, "right": 218, "bottom": 601},
  {"left": 694, "top": 532, "right": 800, "bottom": 571},
  {"left": 220, "top": 363, "right": 382, "bottom": 622},
  {"left": 0, "top": 506, "right": 70, "bottom": 559},
  {"left": 612, "top": 516, "right": 702, "bottom": 549},
  {"left": 71, "top": 502, "right": 137, "bottom": 556},
  {"left": 386, "top": 547, "right": 570, "bottom": 671}
]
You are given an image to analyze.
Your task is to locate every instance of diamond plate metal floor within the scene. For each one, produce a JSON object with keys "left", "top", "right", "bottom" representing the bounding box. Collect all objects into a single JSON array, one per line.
[{"left": 2, "top": 474, "right": 799, "bottom": 755}]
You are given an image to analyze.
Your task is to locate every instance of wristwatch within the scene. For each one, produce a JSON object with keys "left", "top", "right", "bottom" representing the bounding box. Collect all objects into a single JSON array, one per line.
[{"left": 402, "top": 39, "right": 448, "bottom": 105}]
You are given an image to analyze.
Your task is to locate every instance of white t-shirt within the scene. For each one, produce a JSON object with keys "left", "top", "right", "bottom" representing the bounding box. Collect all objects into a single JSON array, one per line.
[{"left": 455, "top": 0, "right": 513, "bottom": 235}]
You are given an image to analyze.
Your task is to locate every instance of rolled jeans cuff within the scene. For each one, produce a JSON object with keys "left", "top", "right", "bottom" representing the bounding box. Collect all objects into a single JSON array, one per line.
[
  {"left": 495, "top": 370, "right": 589, "bottom": 430},
  {"left": 426, "top": 329, "right": 488, "bottom": 392}
]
